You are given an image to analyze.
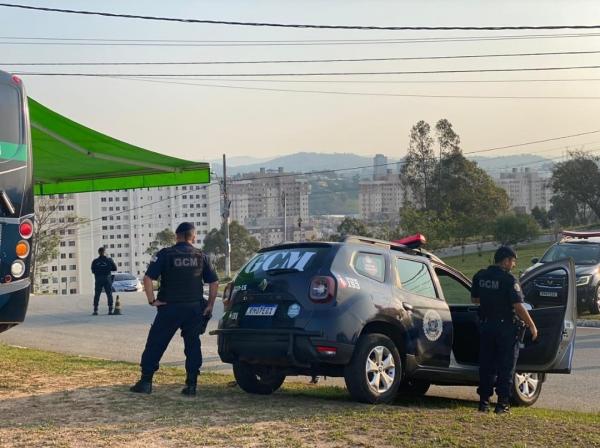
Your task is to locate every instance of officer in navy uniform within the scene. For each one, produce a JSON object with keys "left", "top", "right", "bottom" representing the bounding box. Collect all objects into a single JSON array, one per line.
[
  {"left": 90, "top": 247, "right": 117, "bottom": 315},
  {"left": 130, "top": 222, "right": 219, "bottom": 395},
  {"left": 471, "top": 246, "right": 538, "bottom": 414}
]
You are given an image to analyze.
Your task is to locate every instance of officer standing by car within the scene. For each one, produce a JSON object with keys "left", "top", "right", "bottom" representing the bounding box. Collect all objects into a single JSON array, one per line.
[
  {"left": 130, "top": 222, "right": 218, "bottom": 396},
  {"left": 471, "top": 246, "right": 539, "bottom": 414},
  {"left": 90, "top": 247, "right": 117, "bottom": 315}
]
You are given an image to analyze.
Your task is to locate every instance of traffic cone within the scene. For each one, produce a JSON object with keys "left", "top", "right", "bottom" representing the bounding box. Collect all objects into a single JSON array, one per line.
[{"left": 113, "top": 295, "right": 122, "bottom": 315}]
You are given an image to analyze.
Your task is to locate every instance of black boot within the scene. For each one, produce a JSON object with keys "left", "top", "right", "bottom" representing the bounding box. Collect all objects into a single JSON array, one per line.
[
  {"left": 494, "top": 402, "right": 510, "bottom": 414},
  {"left": 130, "top": 374, "right": 153, "bottom": 394},
  {"left": 92, "top": 309, "right": 98, "bottom": 316},
  {"left": 478, "top": 400, "right": 490, "bottom": 413},
  {"left": 108, "top": 308, "right": 113, "bottom": 315},
  {"left": 181, "top": 375, "right": 197, "bottom": 396}
]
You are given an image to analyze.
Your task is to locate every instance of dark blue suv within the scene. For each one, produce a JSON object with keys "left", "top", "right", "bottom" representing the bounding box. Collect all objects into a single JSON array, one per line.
[{"left": 213, "top": 236, "right": 576, "bottom": 405}]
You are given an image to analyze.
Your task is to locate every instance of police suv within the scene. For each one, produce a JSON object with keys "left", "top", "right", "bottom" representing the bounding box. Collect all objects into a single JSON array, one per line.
[
  {"left": 213, "top": 235, "right": 576, "bottom": 405},
  {"left": 524, "top": 230, "right": 600, "bottom": 315}
]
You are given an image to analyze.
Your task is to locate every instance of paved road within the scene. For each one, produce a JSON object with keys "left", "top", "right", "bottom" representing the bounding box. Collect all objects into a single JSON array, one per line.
[{"left": 2, "top": 293, "right": 599, "bottom": 412}]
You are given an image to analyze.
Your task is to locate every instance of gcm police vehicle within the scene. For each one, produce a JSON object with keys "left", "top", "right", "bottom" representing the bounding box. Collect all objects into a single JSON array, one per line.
[
  {"left": 0, "top": 70, "right": 34, "bottom": 333},
  {"left": 214, "top": 235, "right": 576, "bottom": 405},
  {"left": 524, "top": 230, "right": 600, "bottom": 315}
]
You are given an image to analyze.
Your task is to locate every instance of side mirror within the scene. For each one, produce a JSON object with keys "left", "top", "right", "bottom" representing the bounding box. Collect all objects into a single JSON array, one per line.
[{"left": 531, "top": 257, "right": 539, "bottom": 265}]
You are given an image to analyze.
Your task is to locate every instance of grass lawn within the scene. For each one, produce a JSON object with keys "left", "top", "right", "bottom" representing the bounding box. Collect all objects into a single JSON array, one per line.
[
  {"left": 441, "top": 242, "right": 552, "bottom": 280},
  {"left": 0, "top": 345, "right": 599, "bottom": 447}
]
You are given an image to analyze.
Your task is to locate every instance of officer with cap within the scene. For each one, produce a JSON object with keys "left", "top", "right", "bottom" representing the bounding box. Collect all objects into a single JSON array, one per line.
[
  {"left": 471, "top": 246, "right": 538, "bottom": 414},
  {"left": 130, "top": 222, "right": 218, "bottom": 395},
  {"left": 90, "top": 247, "right": 117, "bottom": 315}
]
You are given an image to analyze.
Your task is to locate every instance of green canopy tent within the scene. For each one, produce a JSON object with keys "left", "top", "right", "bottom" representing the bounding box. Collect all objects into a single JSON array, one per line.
[{"left": 28, "top": 98, "right": 210, "bottom": 195}]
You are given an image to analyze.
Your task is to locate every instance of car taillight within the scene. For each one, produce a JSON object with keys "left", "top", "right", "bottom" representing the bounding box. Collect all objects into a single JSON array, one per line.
[
  {"left": 16, "top": 240, "right": 30, "bottom": 258},
  {"left": 222, "top": 281, "right": 234, "bottom": 311},
  {"left": 19, "top": 219, "right": 33, "bottom": 239},
  {"left": 309, "top": 276, "right": 336, "bottom": 303}
]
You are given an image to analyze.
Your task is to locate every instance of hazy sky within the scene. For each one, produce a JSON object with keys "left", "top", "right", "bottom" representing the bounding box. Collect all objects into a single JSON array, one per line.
[{"left": 2, "top": 0, "right": 600, "bottom": 163}]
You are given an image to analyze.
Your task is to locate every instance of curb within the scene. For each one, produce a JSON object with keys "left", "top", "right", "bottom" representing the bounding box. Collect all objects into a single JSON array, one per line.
[{"left": 577, "top": 319, "right": 600, "bottom": 328}]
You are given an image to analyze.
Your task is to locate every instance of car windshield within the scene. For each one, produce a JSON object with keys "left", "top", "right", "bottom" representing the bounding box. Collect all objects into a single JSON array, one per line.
[
  {"left": 114, "top": 274, "right": 137, "bottom": 281},
  {"left": 540, "top": 243, "right": 600, "bottom": 265}
]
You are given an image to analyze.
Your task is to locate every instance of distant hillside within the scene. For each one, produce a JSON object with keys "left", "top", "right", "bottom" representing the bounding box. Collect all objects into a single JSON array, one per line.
[{"left": 216, "top": 152, "right": 376, "bottom": 176}]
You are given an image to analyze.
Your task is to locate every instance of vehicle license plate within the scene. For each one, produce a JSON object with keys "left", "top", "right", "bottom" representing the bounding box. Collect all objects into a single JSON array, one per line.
[
  {"left": 539, "top": 291, "right": 558, "bottom": 297},
  {"left": 245, "top": 304, "right": 278, "bottom": 316}
]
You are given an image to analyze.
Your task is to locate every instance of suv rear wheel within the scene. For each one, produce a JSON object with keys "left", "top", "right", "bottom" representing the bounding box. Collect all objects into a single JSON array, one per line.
[
  {"left": 344, "top": 333, "right": 402, "bottom": 404},
  {"left": 510, "top": 372, "right": 544, "bottom": 407},
  {"left": 233, "top": 362, "right": 286, "bottom": 395}
]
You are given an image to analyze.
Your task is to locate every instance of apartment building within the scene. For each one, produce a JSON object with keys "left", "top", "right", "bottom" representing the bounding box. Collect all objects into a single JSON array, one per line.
[
  {"left": 359, "top": 155, "right": 404, "bottom": 222},
  {"left": 494, "top": 168, "right": 552, "bottom": 214},
  {"left": 35, "top": 183, "right": 220, "bottom": 296},
  {"left": 229, "top": 167, "right": 310, "bottom": 244}
]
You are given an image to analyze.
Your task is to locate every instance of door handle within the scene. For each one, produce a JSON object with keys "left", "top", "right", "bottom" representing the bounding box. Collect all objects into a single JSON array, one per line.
[
  {"left": 402, "top": 302, "right": 414, "bottom": 312},
  {"left": 467, "top": 306, "right": 480, "bottom": 313}
]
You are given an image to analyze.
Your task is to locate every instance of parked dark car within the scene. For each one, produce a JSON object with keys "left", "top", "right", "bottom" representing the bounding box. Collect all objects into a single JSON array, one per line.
[
  {"left": 213, "top": 235, "right": 576, "bottom": 405},
  {"left": 523, "top": 231, "right": 600, "bottom": 315}
]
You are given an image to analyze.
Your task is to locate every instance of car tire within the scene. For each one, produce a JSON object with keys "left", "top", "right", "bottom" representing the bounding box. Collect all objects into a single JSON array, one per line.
[
  {"left": 589, "top": 285, "right": 600, "bottom": 315},
  {"left": 510, "top": 372, "right": 544, "bottom": 407},
  {"left": 344, "top": 333, "right": 402, "bottom": 404},
  {"left": 397, "top": 378, "right": 430, "bottom": 398},
  {"left": 232, "top": 362, "right": 286, "bottom": 395}
]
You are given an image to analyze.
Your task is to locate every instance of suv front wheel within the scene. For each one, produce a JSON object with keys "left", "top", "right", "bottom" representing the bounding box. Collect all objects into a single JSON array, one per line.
[
  {"left": 344, "top": 333, "right": 402, "bottom": 404},
  {"left": 510, "top": 372, "right": 544, "bottom": 406},
  {"left": 233, "top": 362, "right": 286, "bottom": 395}
]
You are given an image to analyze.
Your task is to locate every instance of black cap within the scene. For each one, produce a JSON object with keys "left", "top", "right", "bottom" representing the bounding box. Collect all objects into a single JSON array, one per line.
[
  {"left": 494, "top": 246, "right": 517, "bottom": 263},
  {"left": 175, "top": 222, "right": 195, "bottom": 234}
]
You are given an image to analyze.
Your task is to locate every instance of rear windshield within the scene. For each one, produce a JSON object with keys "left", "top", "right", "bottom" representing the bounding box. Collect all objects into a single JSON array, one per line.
[
  {"left": 541, "top": 243, "right": 600, "bottom": 265},
  {"left": 0, "top": 84, "right": 22, "bottom": 145},
  {"left": 236, "top": 246, "right": 330, "bottom": 284},
  {"left": 114, "top": 274, "right": 137, "bottom": 281}
]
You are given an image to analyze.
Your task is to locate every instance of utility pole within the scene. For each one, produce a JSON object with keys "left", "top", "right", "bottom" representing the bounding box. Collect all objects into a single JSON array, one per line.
[
  {"left": 222, "top": 154, "right": 231, "bottom": 278},
  {"left": 282, "top": 192, "right": 287, "bottom": 242}
]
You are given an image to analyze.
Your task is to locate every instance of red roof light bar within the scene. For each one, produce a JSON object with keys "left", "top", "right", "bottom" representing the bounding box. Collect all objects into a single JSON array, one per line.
[
  {"left": 392, "top": 233, "right": 427, "bottom": 249},
  {"left": 562, "top": 230, "right": 600, "bottom": 239}
]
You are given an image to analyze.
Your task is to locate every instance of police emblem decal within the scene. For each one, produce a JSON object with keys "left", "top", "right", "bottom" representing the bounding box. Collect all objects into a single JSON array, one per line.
[{"left": 423, "top": 310, "right": 443, "bottom": 342}]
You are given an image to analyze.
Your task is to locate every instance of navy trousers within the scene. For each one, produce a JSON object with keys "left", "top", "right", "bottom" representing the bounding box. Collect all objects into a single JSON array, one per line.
[
  {"left": 140, "top": 302, "right": 206, "bottom": 377},
  {"left": 478, "top": 321, "right": 519, "bottom": 404},
  {"left": 93, "top": 278, "right": 113, "bottom": 310}
]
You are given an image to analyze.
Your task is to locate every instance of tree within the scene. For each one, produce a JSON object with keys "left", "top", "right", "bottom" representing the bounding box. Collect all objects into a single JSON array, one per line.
[
  {"left": 531, "top": 206, "right": 550, "bottom": 229},
  {"left": 551, "top": 151, "right": 600, "bottom": 221},
  {"left": 31, "top": 196, "right": 86, "bottom": 292},
  {"left": 145, "top": 228, "right": 176, "bottom": 256},
  {"left": 493, "top": 214, "right": 540, "bottom": 246},
  {"left": 435, "top": 118, "right": 461, "bottom": 156},
  {"left": 401, "top": 120, "right": 436, "bottom": 209},
  {"left": 203, "top": 221, "right": 260, "bottom": 271},
  {"left": 335, "top": 217, "right": 372, "bottom": 238},
  {"left": 400, "top": 206, "right": 454, "bottom": 250}
]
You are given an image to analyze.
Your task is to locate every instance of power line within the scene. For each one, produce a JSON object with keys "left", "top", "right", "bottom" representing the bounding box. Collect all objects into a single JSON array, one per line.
[
  {"left": 3, "top": 32, "right": 600, "bottom": 46},
  {"left": 110, "top": 75, "right": 600, "bottom": 100},
  {"left": 1, "top": 3, "right": 600, "bottom": 31},
  {"left": 6, "top": 49, "right": 600, "bottom": 66},
  {"left": 15, "top": 64, "right": 600, "bottom": 78},
  {"left": 463, "top": 131, "right": 600, "bottom": 154}
]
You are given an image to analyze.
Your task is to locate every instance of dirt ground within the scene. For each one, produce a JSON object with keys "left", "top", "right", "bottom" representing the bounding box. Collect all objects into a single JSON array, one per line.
[{"left": 0, "top": 344, "right": 599, "bottom": 448}]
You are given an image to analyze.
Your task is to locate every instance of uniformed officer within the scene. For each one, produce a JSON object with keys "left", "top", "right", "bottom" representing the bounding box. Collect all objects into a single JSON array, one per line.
[
  {"left": 471, "top": 246, "right": 539, "bottom": 414},
  {"left": 130, "top": 222, "right": 218, "bottom": 396},
  {"left": 90, "top": 247, "right": 117, "bottom": 315}
]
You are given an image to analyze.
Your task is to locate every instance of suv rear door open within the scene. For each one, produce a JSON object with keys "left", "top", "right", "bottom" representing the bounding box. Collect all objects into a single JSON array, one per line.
[{"left": 517, "top": 258, "right": 576, "bottom": 373}]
